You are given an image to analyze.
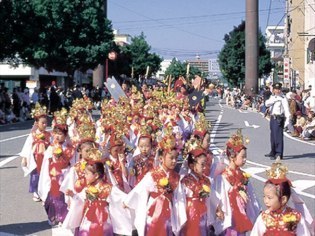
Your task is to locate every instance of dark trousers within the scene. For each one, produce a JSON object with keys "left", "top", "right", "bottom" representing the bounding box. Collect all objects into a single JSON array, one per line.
[{"left": 270, "top": 116, "right": 284, "bottom": 157}]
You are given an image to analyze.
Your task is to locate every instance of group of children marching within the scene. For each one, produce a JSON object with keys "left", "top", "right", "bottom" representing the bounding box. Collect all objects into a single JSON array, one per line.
[{"left": 20, "top": 85, "right": 313, "bottom": 236}]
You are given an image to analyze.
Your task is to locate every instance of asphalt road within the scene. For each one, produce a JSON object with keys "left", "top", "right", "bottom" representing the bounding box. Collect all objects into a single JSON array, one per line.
[{"left": 0, "top": 99, "right": 314, "bottom": 235}]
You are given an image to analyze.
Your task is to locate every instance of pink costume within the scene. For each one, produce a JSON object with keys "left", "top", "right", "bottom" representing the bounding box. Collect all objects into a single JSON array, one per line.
[
  {"left": 181, "top": 172, "right": 211, "bottom": 236},
  {"left": 124, "top": 166, "right": 186, "bottom": 236},
  {"left": 78, "top": 181, "right": 113, "bottom": 236}
]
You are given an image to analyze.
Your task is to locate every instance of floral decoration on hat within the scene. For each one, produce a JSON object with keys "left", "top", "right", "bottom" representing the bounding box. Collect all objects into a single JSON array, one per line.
[
  {"left": 193, "top": 113, "right": 211, "bottom": 138},
  {"left": 226, "top": 129, "right": 249, "bottom": 158},
  {"left": 86, "top": 148, "right": 103, "bottom": 164},
  {"left": 53, "top": 108, "right": 68, "bottom": 130},
  {"left": 266, "top": 159, "right": 292, "bottom": 185},
  {"left": 158, "top": 128, "right": 177, "bottom": 151},
  {"left": 31, "top": 103, "right": 48, "bottom": 119}
]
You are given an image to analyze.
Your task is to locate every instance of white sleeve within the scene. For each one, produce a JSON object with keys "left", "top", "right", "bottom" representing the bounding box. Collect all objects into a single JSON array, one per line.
[
  {"left": 265, "top": 96, "right": 277, "bottom": 107},
  {"left": 296, "top": 216, "right": 311, "bottom": 236},
  {"left": 250, "top": 214, "right": 266, "bottom": 236}
]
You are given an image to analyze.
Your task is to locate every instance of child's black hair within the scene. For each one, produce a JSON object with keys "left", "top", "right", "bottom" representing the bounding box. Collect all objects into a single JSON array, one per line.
[
  {"left": 265, "top": 180, "right": 291, "bottom": 201},
  {"left": 86, "top": 162, "right": 105, "bottom": 179}
]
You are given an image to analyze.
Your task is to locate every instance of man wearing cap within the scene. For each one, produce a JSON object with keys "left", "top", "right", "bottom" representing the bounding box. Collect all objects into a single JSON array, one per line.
[{"left": 264, "top": 83, "right": 290, "bottom": 160}]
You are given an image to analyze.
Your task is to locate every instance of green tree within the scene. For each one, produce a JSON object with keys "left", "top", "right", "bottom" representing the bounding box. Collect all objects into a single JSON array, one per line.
[
  {"left": 164, "top": 58, "right": 202, "bottom": 81},
  {"left": 0, "top": 0, "right": 114, "bottom": 74},
  {"left": 218, "top": 21, "right": 272, "bottom": 87},
  {"left": 121, "top": 33, "right": 162, "bottom": 79}
]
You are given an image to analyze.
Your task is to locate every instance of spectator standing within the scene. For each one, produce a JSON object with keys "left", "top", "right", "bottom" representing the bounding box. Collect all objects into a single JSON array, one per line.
[
  {"left": 264, "top": 83, "right": 290, "bottom": 160},
  {"left": 31, "top": 88, "right": 39, "bottom": 108},
  {"left": 72, "top": 85, "right": 83, "bottom": 100},
  {"left": 49, "top": 87, "right": 61, "bottom": 114},
  {"left": 12, "top": 88, "right": 21, "bottom": 120}
]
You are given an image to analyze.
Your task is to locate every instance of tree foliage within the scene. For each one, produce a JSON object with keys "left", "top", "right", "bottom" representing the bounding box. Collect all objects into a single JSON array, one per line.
[
  {"left": 164, "top": 58, "right": 202, "bottom": 81},
  {"left": 218, "top": 21, "right": 272, "bottom": 86},
  {"left": 0, "top": 0, "right": 114, "bottom": 74},
  {"left": 121, "top": 33, "right": 162, "bottom": 79}
]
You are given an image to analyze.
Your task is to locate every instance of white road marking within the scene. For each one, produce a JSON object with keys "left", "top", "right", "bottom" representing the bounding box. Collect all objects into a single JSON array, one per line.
[
  {"left": 0, "top": 155, "right": 19, "bottom": 168},
  {"left": 291, "top": 180, "right": 315, "bottom": 191},
  {"left": 284, "top": 131, "right": 315, "bottom": 146},
  {"left": 242, "top": 167, "right": 266, "bottom": 175},
  {"left": 244, "top": 120, "right": 260, "bottom": 129},
  {"left": 0, "top": 134, "right": 29, "bottom": 143}
]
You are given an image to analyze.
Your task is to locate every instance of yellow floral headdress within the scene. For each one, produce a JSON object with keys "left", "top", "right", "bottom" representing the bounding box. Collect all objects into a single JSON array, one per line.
[
  {"left": 31, "top": 103, "right": 47, "bottom": 119},
  {"left": 86, "top": 148, "right": 103, "bottom": 164},
  {"left": 266, "top": 159, "right": 291, "bottom": 185},
  {"left": 226, "top": 129, "right": 249, "bottom": 157},
  {"left": 193, "top": 113, "right": 211, "bottom": 138},
  {"left": 158, "top": 128, "right": 177, "bottom": 151},
  {"left": 53, "top": 108, "right": 68, "bottom": 130},
  {"left": 77, "top": 122, "right": 96, "bottom": 143}
]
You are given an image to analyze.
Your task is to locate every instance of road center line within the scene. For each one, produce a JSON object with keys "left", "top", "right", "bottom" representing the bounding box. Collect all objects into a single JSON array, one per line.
[{"left": 0, "top": 134, "right": 30, "bottom": 143}]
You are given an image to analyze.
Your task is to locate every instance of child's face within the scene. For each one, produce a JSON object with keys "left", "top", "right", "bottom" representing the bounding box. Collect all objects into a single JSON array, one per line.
[
  {"left": 54, "top": 131, "right": 66, "bottom": 144},
  {"left": 263, "top": 184, "right": 281, "bottom": 212},
  {"left": 80, "top": 143, "right": 93, "bottom": 160},
  {"left": 233, "top": 149, "right": 247, "bottom": 167},
  {"left": 110, "top": 145, "right": 124, "bottom": 158},
  {"left": 193, "top": 155, "right": 207, "bottom": 175},
  {"left": 202, "top": 133, "right": 210, "bottom": 150},
  {"left": 85, "top": 167, "right": 98, "bottom": 185},
  {"left": 138, "top": 137, "right": 152, "bottom": 157},
  {"left": 37, "top": 117, "right": 48, "bottom": 132},
  {"left": 162, "top": 150, "right": 178, "bottom": 170}
]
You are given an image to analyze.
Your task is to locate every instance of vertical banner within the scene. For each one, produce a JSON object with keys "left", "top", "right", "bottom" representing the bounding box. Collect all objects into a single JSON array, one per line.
[{"left": 283, "top": 57, "right": 290, "bottom": 84}]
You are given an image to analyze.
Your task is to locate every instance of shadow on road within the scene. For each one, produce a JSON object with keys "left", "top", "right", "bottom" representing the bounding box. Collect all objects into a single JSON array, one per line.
[
  {"left": 0, "top": 221, "right": 50, "bottom": 235},
  {"left": 0, "top": 166, "right": 18, "bottom": 170},
  {"left": 284, "top": 152, "right": 315, "bottom": 160}
]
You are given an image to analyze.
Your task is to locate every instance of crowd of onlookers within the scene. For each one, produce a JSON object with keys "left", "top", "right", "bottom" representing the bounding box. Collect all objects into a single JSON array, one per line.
[
  {"left": 223, "top": 85, "right": 315, "bottom": 141},
  {"left": 0, "top": 83, "right": 111, "bottom": 125}
]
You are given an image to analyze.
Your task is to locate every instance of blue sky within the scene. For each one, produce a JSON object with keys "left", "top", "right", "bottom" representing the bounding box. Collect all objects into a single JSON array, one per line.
[{"left": 108, "top": 0, "right": 286, "bottom": 60}]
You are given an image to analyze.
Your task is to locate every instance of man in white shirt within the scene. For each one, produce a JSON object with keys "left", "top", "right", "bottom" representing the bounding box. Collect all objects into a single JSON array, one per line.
[{"left": 264, "top": 83, "right": 290, "bottom": 160}]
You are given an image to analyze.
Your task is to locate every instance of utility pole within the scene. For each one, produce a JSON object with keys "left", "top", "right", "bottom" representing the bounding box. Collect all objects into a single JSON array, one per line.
[
  {"left": 245, "top": 0, "right": 259, "bottom": 96},
  {"left": 104, "top": 0, "right": 108, "bottom": 82}
]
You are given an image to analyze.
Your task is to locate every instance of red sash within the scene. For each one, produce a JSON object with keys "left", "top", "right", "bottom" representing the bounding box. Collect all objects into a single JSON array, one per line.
[
  {"left": 228, "top": 186, "right": 253, "bottom": 233},
  {"left": 147, "top": 192, "right": 171, "bottom": 236}
]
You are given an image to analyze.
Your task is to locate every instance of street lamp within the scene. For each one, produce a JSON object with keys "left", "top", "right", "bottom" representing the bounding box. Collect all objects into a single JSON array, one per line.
[{"left": 105, "top": 50, "right": 117, "bottom": 82}]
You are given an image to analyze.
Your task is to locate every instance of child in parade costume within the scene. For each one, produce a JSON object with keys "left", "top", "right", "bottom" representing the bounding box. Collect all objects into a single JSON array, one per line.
[
  {"left": 20, "top": 103, "right": 51, "bottom": 202},
  {"left": 123, "top": 129, "right": 186, "bottom": 236},
  {"left": 251, "top": 159, "right": 313, "bottom": 236},
  {"left": 38, "top": 108, "right": 75, "bottom": 226},
  {"left": 66, "top": 148, "right": 132, "bottom": 236},
  {"left": 104, "top": 132, "right": 130, "bottom": 193},
  {"left": 60, "top": 121, "right": 97, "bottom": 231},
  {"left": 76, "top": 149, "right": 114, "bottom": 236},
  {"left": 128, "top": 125, "right": 155, "bottom": 188},
  {"left": 192, "top": 113, "right": 213, "bottom": 177},
  {"left": 210, "top": 129, "right": 261, "bottom": 235},
  {"left": 180, "top": 148, "right": 212, "bottom": 236}
]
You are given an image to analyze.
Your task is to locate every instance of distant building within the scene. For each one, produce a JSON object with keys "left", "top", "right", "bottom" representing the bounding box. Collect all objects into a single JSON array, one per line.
[
  {"left": 188, "top": 57, "right": 209, "bottom": 76},
  {"left": 265, "top": 26, "right": 285, "bottom": 60},
  {"left": 208, "top": 58, "right": 222, "bottom": 82},
  {"left": 155, "top": 59, "right": 173, "bottom": 80},
  {"left": 0, "top": 63, "right": 67, "bottom": 93},
  {"left": 113, "top": 29, "right": 132, "bottom": 46},
  {"left": 265, "top": 26, "right": 285, "bottom": 84}
]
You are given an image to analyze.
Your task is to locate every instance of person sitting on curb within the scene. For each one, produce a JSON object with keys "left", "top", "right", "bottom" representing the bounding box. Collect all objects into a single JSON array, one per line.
[{"left": 300, "top": 111, "right": 315, "bottom": 140}]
